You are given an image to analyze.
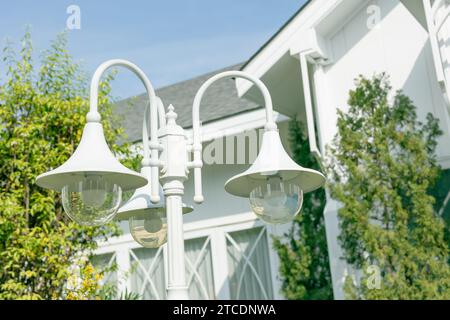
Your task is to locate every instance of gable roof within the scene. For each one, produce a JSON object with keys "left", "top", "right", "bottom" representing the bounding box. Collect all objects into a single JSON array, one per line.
[
  {"left": 240, "top": 0, "right": 312, "bottom": 70},
  {"left": 115, "top": 63, "right": 261, "bottom": 143}
]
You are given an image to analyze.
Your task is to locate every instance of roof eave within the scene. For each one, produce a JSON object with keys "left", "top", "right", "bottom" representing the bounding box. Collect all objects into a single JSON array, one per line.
[{"left": 240, "top": 0, "right": 313, "bottom": 71}]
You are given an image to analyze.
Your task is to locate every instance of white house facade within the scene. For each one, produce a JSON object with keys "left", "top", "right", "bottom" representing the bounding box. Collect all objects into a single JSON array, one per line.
[{"left": 94, "top": 0, "right": 450, "bottom": 300}]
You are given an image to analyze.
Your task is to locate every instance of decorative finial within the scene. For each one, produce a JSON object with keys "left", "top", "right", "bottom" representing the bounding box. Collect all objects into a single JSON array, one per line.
[{"left": 166, "top": 104, "right": 178, "bottom": 125}]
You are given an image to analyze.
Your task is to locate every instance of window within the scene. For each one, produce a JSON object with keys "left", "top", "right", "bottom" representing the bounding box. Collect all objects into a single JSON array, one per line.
[
  {"left": 226, "top": 227, "right": 273, "bottom": 299},
  {"left": 130, "top": 246, "right": 166, "bottom": 299},
  {"left": 91, "top": 252, "right": 117, "bottom": 287},
  {"left": 93, "top": 215, "right": 282, "bottom": 300},
  {"left": 185, "top": 236, "right": 215, "bottom": 299}
]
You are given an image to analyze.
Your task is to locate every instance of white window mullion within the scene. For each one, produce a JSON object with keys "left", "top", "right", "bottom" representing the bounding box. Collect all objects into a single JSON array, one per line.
[
  {"left": 266, "top": 225, "right": 289, "bottom": 300},
  {"left": 163, "top": 244, "right": 169, "bottom": 294},
  {"left": 116, "top": 247, "right": 131, "bottom": 294},
  {"left": 210, "top": 229, "right": 231, "bottom": 299}
]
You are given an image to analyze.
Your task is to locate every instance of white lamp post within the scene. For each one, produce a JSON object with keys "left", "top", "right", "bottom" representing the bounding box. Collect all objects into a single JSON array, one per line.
[{"left": 36, "top": 59, "right": 325, "bottom": 300}]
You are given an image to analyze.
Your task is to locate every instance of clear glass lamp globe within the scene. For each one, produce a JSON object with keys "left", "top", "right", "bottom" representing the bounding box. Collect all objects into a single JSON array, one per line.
[
  {"left": 129, "top": 210, "right": 168, "bottom": 248},
  {"left": 61, "top": 175, "right": 122, "bottom": 226},
  {"left": 249, "top": 176, "right": 303, "bottom": 224}
]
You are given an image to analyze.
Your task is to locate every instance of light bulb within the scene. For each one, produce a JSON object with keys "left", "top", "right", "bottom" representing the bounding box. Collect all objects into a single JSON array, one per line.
[
  {"left": 249, "top": 176, "right": 303, "bottom": 224},
  {"left": 143, "top": 216, "right": 163, "bottom": 233},
  {"left": 62, "top": 175, "right": 122, "bottom": 226},
  {"left": 80, "top": 178, "right": 107, "bottom": 207},
  {"left": 129, "top": 210, "right": 167, "bottom": 248}
]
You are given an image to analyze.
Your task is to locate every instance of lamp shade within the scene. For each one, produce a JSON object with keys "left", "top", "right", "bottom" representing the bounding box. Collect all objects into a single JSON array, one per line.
[
  {"left": 224, "top": 130, "right": 325, "bottom": 197},
  {"left": 115, "top": 167, "right": 193, "bottom": 221},
  {"left": 36, "top": 122, "right": 147, "bottom": 191}
]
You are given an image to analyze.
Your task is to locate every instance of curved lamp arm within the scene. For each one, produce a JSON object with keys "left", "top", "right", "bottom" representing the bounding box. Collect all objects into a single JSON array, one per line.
[
  {"left": 191, "top": 70, "right": 277, "bottom": 203},
  {"left": 87, "top": 59, "right": 163, "bottom": 202},
  {"left": 142, "top": 97, "right": 166, "bottom": 163}
]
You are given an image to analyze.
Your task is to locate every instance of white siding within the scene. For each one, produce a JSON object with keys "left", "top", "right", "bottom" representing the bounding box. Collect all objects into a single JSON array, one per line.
[{"left": 319, "top": 0, "right": 450, "bottom": 166}]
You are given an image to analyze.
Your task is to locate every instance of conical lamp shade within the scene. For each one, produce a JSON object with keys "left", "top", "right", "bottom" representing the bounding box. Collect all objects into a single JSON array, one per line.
[
  {"left": 36, "top": 122, "right": 147, "bottom": 191},
  {"left": 115, "top": 167, "right": 193, "bottom": 221},
  {"left": 224, "top": 130, "right": 325, "bottom": 197}
]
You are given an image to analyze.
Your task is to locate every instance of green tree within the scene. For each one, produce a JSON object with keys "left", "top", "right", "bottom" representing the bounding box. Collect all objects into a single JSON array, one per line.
[
  {"left": 327, "top": 74, "right": 450, "bottom": 299},
  {"left": 65, "top": 263, "right": 140, "bottom": 300},
  {"left": 273, "top": 120, "right": 333, "bottom": 300},
  {"left": 0, "top": 32, "right": 138, "bottom": 299}
]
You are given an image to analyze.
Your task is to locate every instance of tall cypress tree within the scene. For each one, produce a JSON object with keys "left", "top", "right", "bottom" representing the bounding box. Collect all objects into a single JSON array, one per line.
[
  {"left": 274, "top": 120, "right": 333, "bottom": 300},
  {"left": 327, "top": 74, "right": 450, "bottom": 299}
]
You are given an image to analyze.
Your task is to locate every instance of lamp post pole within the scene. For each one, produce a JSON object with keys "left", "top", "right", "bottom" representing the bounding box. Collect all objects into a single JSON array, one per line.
[{"left": 159, "top": 105, "right": 190, "bottom": 299}]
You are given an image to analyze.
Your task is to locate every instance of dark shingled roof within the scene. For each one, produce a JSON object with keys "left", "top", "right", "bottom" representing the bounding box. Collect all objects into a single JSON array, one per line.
[{"left": 115, "top": 63, "right": 261, "bottom": 143}]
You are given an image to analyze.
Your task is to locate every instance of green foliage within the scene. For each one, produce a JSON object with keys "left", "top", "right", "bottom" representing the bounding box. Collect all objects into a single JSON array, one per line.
[
  {"left": 99, "top": 285, "right": 141, "bottom": 300},
  {"left": 273, "top": 120, "right": 333, "bottom": 300},
  {"left": 0, "top": 31, "right": 139, "bottom": 299},
  {"left": 429, "top": 169, "right": 450, "bottom": 258},
  {"left": 327, "top": 73, "right": 450, "bottom": 299},
  {"left": 66, "top": 263, "right": 103, "bottom": 300},
  {"left": 65, "top": 263, "right": 140, "bottom": 300}
]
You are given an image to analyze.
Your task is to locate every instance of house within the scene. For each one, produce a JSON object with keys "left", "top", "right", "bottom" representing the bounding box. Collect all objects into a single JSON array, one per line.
[{"left": 94, "top": 0, "right": 450, "bottom": 300}]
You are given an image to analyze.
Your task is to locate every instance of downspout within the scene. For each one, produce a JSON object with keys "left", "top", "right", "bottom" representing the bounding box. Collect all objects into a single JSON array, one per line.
[
  {"left": 297, "top": 49, "right": 348, "bottom": 300},
  {"left": 298, "top": 50, "right": 323, "bottom": 162}
]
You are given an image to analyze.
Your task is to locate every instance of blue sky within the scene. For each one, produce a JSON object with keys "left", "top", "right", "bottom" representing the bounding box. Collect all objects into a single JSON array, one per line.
[{"left": 0, "top": 1, "right": 306, "bottom": 99}]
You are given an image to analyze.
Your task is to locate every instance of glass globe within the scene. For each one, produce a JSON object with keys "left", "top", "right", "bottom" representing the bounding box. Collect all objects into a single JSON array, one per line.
[
  {"left": 129, "top": 209, "right": 167, "bottom": 248},
  {"left": 249, "top": 176, "right": 303, "bottom": 224},
  {"left": 62, "top": 175, "right": 122, "bottom": 226}
]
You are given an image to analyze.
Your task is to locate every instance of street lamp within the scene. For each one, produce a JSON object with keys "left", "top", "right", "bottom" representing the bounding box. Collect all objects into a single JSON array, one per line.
[
  {"left": 36, "top": 59, "right": 325, "bottom": 300},
  {"left": 192, "top": 71, "right": 326, "bottom": 224},
  {"left": 36, "top": 60, "right": 160, "bottom": 226}
]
